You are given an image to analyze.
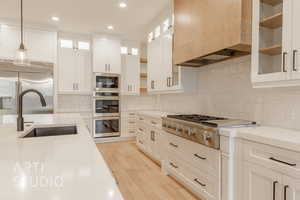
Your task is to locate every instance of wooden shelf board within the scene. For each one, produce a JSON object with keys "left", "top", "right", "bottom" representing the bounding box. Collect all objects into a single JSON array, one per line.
[
  {"left": 140, "top": 58, "right": 147, "bottom": 64},
  {"left": 261, "top": 0, "right": 282, "bottom": 6},
  {"left": 140, "top": 73, "right": 147, "bottom": 78},
  {"left": 260, "top": 45, "right": 282, "bottom": 56},
  {"left": 140, "top": 88, "right": 147, "bottom": 93},
  {"left": 260, "top": 13, "right": 282, "bottom": 29}
]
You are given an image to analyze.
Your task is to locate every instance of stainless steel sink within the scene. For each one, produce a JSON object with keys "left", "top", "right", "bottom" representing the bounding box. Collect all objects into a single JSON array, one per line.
[{"left": 23, "top": 126, "right": 77, "bottom": 138}]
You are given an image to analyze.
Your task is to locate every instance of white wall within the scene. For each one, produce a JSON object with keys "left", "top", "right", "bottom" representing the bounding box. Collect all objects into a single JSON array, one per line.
[{"left": 159, "top": 55, "right": 300, "bottom": 130}]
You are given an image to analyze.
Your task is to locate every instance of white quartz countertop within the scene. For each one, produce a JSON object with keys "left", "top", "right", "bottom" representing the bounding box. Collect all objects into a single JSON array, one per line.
[
  {"left": 220, "top": 125, "right": 300, "bottom": 152},
  {"left": 0, "top": 114, "right": 123, "bottom": 200}
]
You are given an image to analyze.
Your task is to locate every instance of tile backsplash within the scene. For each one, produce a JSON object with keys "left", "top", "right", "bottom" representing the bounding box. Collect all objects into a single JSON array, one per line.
[
  {"left": 56, "top": 95, "right": 92, "bottom": 113},
  {"left": 159, "top": 56, "right": 300, "bottom": 130}
]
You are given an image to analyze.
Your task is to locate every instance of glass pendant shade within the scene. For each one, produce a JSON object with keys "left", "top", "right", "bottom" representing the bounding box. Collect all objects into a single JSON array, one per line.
[
  {"left": 14, "top": 0, "right": 30, "bottom": 66},
  {"left": 13, "top": 43, "right": 30, "bottom": 66}
]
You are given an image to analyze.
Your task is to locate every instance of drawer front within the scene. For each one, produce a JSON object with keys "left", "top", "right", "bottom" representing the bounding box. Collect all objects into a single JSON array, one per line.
[
  {"left": 244, "top": 140, "right": 300, "bottom": 178},
  {"left": 137, "top": 114, "right": 161, "bottom": 129},
  {"left": 167, "top": 155, "right": 220, "bottom": 200},
  {"left": 136, "top": 134, "right": 146, "bottom": 151},
  {"left": 167, "top": 133, "right": 220, "bottom": 176},
  {"left": 127, "top": 112, "right": 136, "bottom": 118},
  {"left": 185, "top": 139, "right": 220, "bottom": 176}
]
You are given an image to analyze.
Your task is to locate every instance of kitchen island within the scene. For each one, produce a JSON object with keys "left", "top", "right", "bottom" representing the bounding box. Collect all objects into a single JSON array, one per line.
[{"left": 0, "top": 113, "right": 123, "bottom": 200}]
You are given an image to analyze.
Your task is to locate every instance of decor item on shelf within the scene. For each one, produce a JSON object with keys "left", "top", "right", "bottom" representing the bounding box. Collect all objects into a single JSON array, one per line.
[{"left": 13, "top": 0, "right": 30, "bottom": 66}]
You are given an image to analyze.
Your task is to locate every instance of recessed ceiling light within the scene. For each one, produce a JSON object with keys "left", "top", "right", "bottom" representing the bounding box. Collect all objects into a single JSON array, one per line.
[
  {"left": 107, "top": 25, "right": 114, "bottom": 30},
  {"left": 51, "top": 16, "right": 60, "bottom": 21},
  {"left": 119, "top": 2, "right": 127, "bottom": 8}
]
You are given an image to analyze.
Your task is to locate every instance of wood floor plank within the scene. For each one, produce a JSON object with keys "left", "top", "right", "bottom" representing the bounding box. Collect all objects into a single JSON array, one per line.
[{"left": 96, "top": 141, "right": 200, "bottom": 200}]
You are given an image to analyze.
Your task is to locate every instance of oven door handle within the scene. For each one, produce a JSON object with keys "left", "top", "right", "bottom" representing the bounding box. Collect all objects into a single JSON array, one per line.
[
  {"left": 94, "top": 117, "right": 120, "bottom": 120},
  {"left": 93, "top": 97, "right": 119, "bottom": 100}
]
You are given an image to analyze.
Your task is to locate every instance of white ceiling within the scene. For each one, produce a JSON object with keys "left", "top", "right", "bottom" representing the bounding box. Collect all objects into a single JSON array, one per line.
[{"left": 0, "top": 0, "right": 169, "bottom": 40}]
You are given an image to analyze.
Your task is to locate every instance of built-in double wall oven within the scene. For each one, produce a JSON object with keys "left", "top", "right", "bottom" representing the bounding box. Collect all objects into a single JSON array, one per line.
[
  {"left": 93, "top": 74, "right": 120, "bottom": 138},
  {"left": 95, "top": 74, "right": 119, "bottom": 91}
]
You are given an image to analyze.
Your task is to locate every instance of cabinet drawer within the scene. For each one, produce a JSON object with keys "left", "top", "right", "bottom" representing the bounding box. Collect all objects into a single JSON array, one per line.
[
  {"left": 167, "top": 155, "right": 220, "bottom": 200},
  {"left": 136, "top": 134, "right": 146, "bottom": 151},
  {"left": 244, "top": 140, "right": 300, "bottom": 178},
  {"left": 167, "top": 133, "right": 220, "bottom": 176}
]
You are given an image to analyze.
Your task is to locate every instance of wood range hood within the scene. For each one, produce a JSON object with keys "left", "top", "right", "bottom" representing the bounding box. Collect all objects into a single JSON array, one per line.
[{"left": 173, "top": 0, "right": 252, "bottom": 67}]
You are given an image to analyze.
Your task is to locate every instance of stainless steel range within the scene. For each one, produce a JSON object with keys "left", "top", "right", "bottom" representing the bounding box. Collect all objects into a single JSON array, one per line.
[{"left": 162, "top": 115, "right": 256, "bottom": 149}]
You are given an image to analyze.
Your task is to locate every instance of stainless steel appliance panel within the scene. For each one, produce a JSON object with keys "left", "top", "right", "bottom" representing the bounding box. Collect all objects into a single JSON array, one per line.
[
  {"left": 95, "top": 74, "right": 119, "bottom": 91},
  {"left": 0, "top": 68, "right": 53, "bottom": 116},
  {"left": 94, "top": 117, "right": 120, "bottom": 138},
  {"left": 93, "top": 97, "right": 119, "bottom": 117}
]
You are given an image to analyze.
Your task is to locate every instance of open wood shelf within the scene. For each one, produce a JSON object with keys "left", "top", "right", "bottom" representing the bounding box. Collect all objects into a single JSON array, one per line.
[
  {"left": 260, "top": 44, "right": 282, "bottom": 56},
  {"left": 260, "top": 13, "right": 282, "bottom": 29},
  {"left": 140, "top": 88, "right": 147, "bottom": 93},
  {"left": 140, "top": 58, "right": 147, "bottom": 64},
  {"left": 261, "top": 0, "right": 282, "bottom": 6},
  {"left": 140, "top": 73, "right": 147, "bottom": 78}
]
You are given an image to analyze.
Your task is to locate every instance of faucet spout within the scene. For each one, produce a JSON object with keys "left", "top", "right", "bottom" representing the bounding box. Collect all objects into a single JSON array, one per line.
[{"left": 17, "top": 89, "right": 47, "bottom": 131}]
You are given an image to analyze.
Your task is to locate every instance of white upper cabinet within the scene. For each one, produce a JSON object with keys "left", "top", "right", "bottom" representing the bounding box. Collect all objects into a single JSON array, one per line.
[
  {"left": 121, "top": 46, "right": 140, "bottom": 95},
  {"left": 0, "top": 26, "right": 20, "bottom": 59},
  {"left": 58, "top": 38, "right": 92, "bottom": 94},
  {"left": 147, "top": 30, "right": 162, "bottom": 92},
  {"left": 24, "top": 29, "right": 57, "bottom": 63},
  {"left": 0, "top": 25, "right": 57, "bottom": 63},
  {"left": 147, "top": 17, "right": 197, "bottom": 94},
  {"left": 252, "top": 0, "right": 300, "bottom": 88},
  {"left": 93, "top": 36, "right": 121, "bottom": 74}
]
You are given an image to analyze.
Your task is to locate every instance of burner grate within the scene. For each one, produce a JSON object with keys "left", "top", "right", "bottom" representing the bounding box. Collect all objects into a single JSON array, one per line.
[{"left": 167, "top": 115, "right": 227, "bottom": 123}]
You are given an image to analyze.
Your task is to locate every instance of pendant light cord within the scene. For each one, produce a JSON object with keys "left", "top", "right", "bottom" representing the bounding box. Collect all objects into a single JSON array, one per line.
[{"left": 20, "top": 0, "right": 24, "bottom": 47}]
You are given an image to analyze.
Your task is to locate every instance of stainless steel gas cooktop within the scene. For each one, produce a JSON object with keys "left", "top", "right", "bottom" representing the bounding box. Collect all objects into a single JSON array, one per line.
[{"left": 162, "top": 114, "right": 256, "bottom": 149}]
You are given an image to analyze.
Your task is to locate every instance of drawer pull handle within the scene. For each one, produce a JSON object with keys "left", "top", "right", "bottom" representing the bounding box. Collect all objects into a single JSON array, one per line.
[
  {"left": 169, "top": 142, "right": 178, "bottom": 148},
  {"left": 129, "top": 121, "right": 135, "bottom": 124},
  {"left": 284, "top": 185, "right": 289, "bottom": 200},
  {"left": 151, "top": 121, "right": 157, "bottom": 125},
  {"left": 139, "top": 128, "right": 144, "bottom": 132},
  {"left": 169, "top": 162, "right": 178, "bottom": 169},
  {"left": 194, "top": 154, "right": 207, "bottom": 160},
  {"left": 269, "top": 157, "right": 297, "bottom": 167},
  {"left": 273, "top": 181, "right": 278, "bottom": 200},
  {"left": 139, "top": 140, "right": 143, "bottom": 144},
  {"left": 194, "top": 178, "right": 206, "bottom": 187},
  {"left": 139, "top": 118, "right": 144, "bottom": 121}
]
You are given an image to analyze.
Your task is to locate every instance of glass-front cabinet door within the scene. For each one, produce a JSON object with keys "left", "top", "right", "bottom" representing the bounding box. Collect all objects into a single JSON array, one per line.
[{"left": 252, "top": 0, "right": 290, "bottom": 86}]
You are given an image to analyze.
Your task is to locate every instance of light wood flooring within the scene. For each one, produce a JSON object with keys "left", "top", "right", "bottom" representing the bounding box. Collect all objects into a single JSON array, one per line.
[{"left": 96, "top": 141, "right": 200, "bottom": 200}]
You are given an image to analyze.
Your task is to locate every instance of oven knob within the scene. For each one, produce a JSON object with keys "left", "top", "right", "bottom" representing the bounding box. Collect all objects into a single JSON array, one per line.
[
  {"left": 189, "top": 129, "right": 196, "bottom": 136},
  {"left": 203, "top": 133, "right": 211, "bottom": 141}
]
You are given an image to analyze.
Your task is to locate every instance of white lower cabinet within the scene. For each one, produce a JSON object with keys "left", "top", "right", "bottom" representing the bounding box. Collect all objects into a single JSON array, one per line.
[
  {"left": 221, "top": 154, "right": 229, "bottom": 200},
  {"left": 165, "top": 132, "right": 221, "bottom": 200},
  {"left": 121, "top": 112, "right": 137, "bottom": 137},
  {"left": 243, "top": 162, "right": 283, "bottom": 200},
  {"left": 135, "top": 114, "right": 163, "bottom": 163},
  {"left": 242, "top": 140, "right": 300, "bottom": 200}
]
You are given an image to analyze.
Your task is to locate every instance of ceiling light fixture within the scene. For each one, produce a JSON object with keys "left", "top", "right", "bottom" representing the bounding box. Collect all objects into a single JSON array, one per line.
[
  {"left": 13, "top": 0, "right": 30, "bottom": 66},
  {"left": 119, "top": 2, "right": 127, "bottom": 8},
  {"left": 51, "top": 16, "right": 60, "bottom": 21},
  {"left": 107, "top": 25, "right": 114, "bottom": 30}
]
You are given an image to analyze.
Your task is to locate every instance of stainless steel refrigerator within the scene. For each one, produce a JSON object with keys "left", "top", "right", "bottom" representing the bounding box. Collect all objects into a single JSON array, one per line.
[{"left": 0, "top": 60, "right": 54, "bottom": 116}]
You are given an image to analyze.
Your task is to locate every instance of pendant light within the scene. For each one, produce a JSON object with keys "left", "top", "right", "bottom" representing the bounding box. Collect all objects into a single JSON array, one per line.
[{"left": 14, "top": 0, "right": 30, "bottom": 66}]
